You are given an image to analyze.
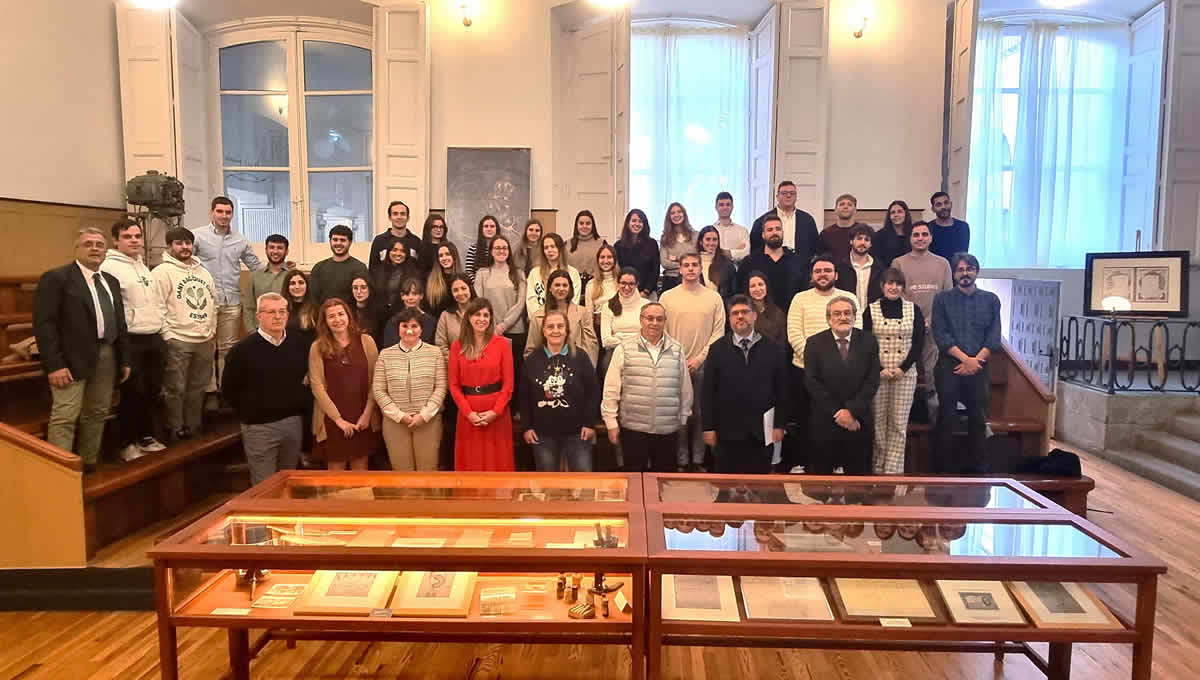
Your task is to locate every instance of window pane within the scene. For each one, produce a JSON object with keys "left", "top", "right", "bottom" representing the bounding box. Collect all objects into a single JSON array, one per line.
[
  {"left": 303, "top": 41, "right": 372, "bottom": 91},
  {"left": 223, "top": 171, "right": 291, "bottom": 244},
  {"left": 309, "top": 171, "right": 372, "bottom": 244},
  {"left": 305, "top": 95, "right": 372, "bottom": 168},
  {"left": 221, "top": 95, "right": 289, "bottom": 167},
  {"left": 219, "top": 41, "right": 287, "bottom": 91}
]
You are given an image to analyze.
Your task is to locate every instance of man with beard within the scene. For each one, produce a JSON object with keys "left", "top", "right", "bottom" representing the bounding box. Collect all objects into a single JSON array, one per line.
[
  {"left": 892, "top": 222, "right": 953, "bottom": 394},
  {"left": 310, "top": 224, "right": 368, "bottom": 306},
  {"left": 835, "top": 224, "right": 883, "bottom": 309},
  {"left": 818, "top": 193, "right": 872, "bottom": 263},
  {"left": 244, "top": 234, "right": 291, "bottom": 330},
  {"left": 929, "top": 192, "right": 970, "bottom": 261},
  {"left": 803, "top": 295, "right": 881, "bottom": 474},
  {"left": 784, "top": 254, "right": 859, "bottom": 472},
  {"left": 749, "top": 180, "right": 819, "bottom": 265},
  {"left": 931, "top": 253, "right": 1001, "bottom": 474},
  {"left": 739, "top": 216, "right": 803, "bottom": 312},
  {"left": 369, "top": 200, "right": 423, "bottom": 275}
]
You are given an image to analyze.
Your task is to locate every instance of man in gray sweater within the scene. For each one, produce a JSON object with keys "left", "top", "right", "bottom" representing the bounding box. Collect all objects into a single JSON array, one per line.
[{"left": 891, "top": 222, "right": 953, "bottom": 394}]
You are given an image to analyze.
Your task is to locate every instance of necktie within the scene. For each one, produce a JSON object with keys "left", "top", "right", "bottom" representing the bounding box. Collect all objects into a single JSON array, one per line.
[
  {"left": 739, "top": 338, "right": 751, "bottom": 364},
  {"left": 94, "top": 273, "right": 117, "bottom": 343},
  {"left": 837, "top": 337, "right": 849, "bottom": 362}
]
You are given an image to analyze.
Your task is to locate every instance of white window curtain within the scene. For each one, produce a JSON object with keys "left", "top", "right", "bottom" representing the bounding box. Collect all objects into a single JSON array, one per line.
[
  {"left": 967, "top": 21, "right": 1131, "bottom": 268},
  {"left": 630, "top": 21, "right": 750, "bottom": 234}
]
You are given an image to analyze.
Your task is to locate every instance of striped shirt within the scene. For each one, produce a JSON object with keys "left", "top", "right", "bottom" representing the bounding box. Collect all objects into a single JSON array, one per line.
[{"left": 372, "top": 341, "right": 447, "bottom": 423}]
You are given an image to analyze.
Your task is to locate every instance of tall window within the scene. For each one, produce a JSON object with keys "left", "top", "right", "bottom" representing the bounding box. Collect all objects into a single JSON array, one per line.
[
  {"left": 967, "top": 21, "right": 1131, "bottom": 268},
  {"left": 217, "top": 30, "right": 372, "bottom": 263},
  {"left": 630, "top": 21, "right": 750, "bottom": 233}
]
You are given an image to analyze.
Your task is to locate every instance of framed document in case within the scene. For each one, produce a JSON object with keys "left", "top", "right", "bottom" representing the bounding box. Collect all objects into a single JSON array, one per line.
[
  {"left": 293, "top": 570, "right": 400, "bottom": 616},
  {"left": 1008, "top": 581, "right": 1123, "bottom": 630},
  {"left": 739, "top": 576, "right": 833, "bottom": 621},
  {"left": 392, "top": 571, "right": 478, "bottom": 617},
  {"left": 830, "top": 578, "right": 942, "bottom": 624},
  {"left": 935, "top": 580, "right": 1028, "bottom": 626},
  {"left": 661, "top": 574, "right": 740, "bottom": 622}
]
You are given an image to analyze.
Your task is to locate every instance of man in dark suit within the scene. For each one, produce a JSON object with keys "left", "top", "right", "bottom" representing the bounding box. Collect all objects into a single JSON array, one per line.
[
  {"left": 34, "top": 228, "right": 131, "bottom": 471},
  {"left": 702, "top": 295, "right": 790, "bottom": 473},
  {"left": 748, "top": 180, "right": 820, "bottom": 266},
  {"left": 803, "top": 295, "right": 881, "bottom": 475}
]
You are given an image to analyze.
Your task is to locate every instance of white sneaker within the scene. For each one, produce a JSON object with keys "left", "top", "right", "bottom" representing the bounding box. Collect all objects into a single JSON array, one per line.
[
  {"left": 789, "top": 465, "right": 807, "bottom": 474},
  {"left": 833, "top": 466, "right": 845, "bottom": 475},
  {"left": 119, "top": 444, "right": 147, "bottom": 462},
  {"left": 139, "top": 437, "right": 167, "bottom": 452}
]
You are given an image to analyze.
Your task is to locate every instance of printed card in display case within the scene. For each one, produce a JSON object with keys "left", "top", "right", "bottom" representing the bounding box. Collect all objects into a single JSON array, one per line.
[
  {"left": 830, "top": 578, "right": 943, "bottom": 624},
  {"left": 293, "top": 570, "right": 400, "bottom": 616},
  {"left": 739, "top": 576, "right": 833, "bottom": 621},
  {"left": 1008, "top": 581, "right": 1123, "bottom": 630},
  {"left": 935, "top": 580, "right": 1028, "bottom": 626},
  {"left": 661, "top": 574, "right": 740, "bottom": 622},
  {"left": 392, "top": 571, "right": 478, "bottom": 617}
]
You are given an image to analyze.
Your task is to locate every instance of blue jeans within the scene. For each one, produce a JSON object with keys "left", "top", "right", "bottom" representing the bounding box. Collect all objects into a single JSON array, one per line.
[{"left": 532, "top": 434, "right": 594, "bottom": 471}]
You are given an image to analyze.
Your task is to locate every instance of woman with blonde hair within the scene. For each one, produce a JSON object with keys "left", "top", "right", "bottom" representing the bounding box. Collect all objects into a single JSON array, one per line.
[
  {"left": 425, "top": 241, "right": 464, "bottom": 314},
  {"left": 309, "top": 298, "right": 381, "bottom": 470},
  {"left": 521, "top": 309, "right": 600, "bottom": 471},
  {"left": 448, "top": 298, "right": 515, "bottom": 470}
]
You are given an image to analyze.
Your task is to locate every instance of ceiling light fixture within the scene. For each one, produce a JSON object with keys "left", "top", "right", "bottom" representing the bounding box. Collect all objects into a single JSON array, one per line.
[
  {"left": 460, "top": 1, "right": 475, "bottom": 27},
  {"left": 853, "top": 16, "right": 868, "bottom": 39}
]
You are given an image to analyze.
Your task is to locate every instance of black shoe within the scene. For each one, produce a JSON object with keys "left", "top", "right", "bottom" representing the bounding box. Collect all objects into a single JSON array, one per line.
[{"left": 173, "top": 427, "right": 193, "bottom": 442}]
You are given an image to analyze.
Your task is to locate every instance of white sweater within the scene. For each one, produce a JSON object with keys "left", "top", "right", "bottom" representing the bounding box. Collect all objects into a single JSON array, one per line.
[
  {"left": 100, "top": 249, "right": 162, "bottom": 334},
  {"left": 151, "top": 253, "right": 218, "bottom": 343},
  {"left": 786, "top": 287, "right": 861, "bottom": 368},
  {"left": 526, "top": 265, "right": 582, "bottom": 318},
  {"left": 600, "top": 293, "right": 650, "bottom": 349}
]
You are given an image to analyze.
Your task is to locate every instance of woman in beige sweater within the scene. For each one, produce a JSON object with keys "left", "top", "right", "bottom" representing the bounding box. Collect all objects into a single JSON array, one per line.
[{"left": 373, "top": 307, "right": 447, "bottom": 470}]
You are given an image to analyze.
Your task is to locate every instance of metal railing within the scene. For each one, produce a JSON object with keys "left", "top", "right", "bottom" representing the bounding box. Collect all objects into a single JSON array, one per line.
[{"left": 1058, "top": 315, "right": 1200, "bottom": 393}]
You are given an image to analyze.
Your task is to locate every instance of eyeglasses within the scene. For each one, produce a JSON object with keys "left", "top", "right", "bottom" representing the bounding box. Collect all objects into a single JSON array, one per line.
[
  {"left": 260, "top": 310, "right": 288, "bottom": 316},
  {"left": 830, "top": 310, "right": 855, "bottom": 318},
  {"left": 618, "top": 280, "right": 637, "bottom": 287},
  {"left": 777, "top": 190, "right": 797, "bottom": 197},
  {"left": 640, "top": 315, "right": 666, "bottom": 323}
]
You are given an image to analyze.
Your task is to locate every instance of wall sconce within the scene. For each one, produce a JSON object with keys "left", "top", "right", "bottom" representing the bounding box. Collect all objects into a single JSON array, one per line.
[
  {"left": 460, "top": 1, "right": 474, "bottom": 27},
  {"left": 853, "top": 16, "right": 868, "bottom": 39}
]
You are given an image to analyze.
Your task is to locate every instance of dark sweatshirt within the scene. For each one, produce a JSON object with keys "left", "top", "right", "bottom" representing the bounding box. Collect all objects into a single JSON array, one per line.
[{"left": 520, "top": 348, "right": 600, "bottom": 437}]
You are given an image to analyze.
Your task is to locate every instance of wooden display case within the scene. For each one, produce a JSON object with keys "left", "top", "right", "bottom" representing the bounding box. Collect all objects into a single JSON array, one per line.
[
  {"left": 148, "top": 471, "right": 648, "bottom": 680},
  {"left": 642, "top": 473, "right": 1166, "bottom": 680}
]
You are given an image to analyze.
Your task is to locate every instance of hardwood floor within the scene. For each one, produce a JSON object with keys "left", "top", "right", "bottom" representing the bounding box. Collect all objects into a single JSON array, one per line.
[{"left": 1, "top": 444, "right": 1197, "bottom": 680}]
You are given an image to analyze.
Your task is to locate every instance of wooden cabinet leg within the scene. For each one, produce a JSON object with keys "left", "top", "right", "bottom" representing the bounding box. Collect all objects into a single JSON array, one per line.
[
  {"left": 1047, "top": 642, "right": 1072, "bottom": 680},
  {"left": 1132, "top": 576, "right": 1158, "bottom": 680},
  {"left": 157, "top": 619, "right": 178, "bottom": 680},
  {"left": 647, "top": 570, "right": 662, "bottom": 680},
  {"left": 630, "top": 567, "right": 647, "bottom": 680},
  {"left": 229, "top": 628, "right": 250, "bottom": 680}
]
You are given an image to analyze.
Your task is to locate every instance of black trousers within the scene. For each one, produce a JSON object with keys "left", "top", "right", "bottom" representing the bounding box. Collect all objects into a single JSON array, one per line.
[
  {"left": 119, "top": 333, "right": 166, "bottom": 445},
  {"left": 620, "top": 429, "right": 678, "bottom": 472},
  {"left": 781, "top": 365, "right": 810, "bottom": 471},
  {"left": 934, "top": 360, "right": 990, "bottom": 474},
  {"left": 715, "top": 439, "right": 773, "bottom": 474},
  {"left": 809, "top": 428, "right": 873, "bottom": 475}
]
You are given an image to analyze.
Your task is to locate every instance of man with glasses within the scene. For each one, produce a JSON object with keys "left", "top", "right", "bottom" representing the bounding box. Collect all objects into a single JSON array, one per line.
[
  {"left": 931, "top": 253, "right": 1001, "bottom": 474},
  {"left": 749, "top": 181, "right": 819, "bottom": 267},
  {"left": 601, "top": 303, "right": 693, "bottom": 472},
  {"left": 701, "top": 295, "right": 790, "bottom": 474}
]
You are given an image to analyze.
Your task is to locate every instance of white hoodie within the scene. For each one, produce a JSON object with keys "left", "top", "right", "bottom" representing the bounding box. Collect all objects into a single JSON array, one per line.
[
  {"left": 151, "top": 253, "right": 218, "bottom": 343},
  {"left": 100, "top": 249, "right": 163, "bottom": 334}
]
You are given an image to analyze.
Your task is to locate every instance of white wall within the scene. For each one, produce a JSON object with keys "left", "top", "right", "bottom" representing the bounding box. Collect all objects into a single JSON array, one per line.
[
  {"left": 428, "top": 0, "right": 555, "bottom": 210},
  {"left": 0, "top": 0, "right": 125, "bottom": 208},
  {"left": 825, "top": 0, "right": 946, "bottom": 212}
]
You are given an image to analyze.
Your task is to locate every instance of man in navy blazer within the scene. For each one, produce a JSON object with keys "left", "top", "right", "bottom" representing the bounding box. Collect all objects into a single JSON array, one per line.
[
  {"left": 803, "top": 294, "right": 880, "bottom": 475},
  {"left": 34, "top": 228, "right": 131, "bottom": 471}
]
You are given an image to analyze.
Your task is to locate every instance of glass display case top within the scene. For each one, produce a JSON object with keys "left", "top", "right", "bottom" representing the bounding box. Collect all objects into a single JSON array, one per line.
[
  {"left": 656, "top": 479, "right": 1042, "bottom": 510},
  {"left": 260, "top": 476, "right": 629, "bottom": 502},
  {"left": 659, "top": 517, "right": 1121, "bottom": 560},
  {"left": 195, "top": 514, "right": 630, "bottom": 551}
]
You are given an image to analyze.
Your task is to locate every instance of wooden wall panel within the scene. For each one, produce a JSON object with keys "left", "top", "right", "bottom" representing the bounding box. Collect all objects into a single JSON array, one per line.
[{"left": 0, "top": 199, "right": 127, "bottom": 278}]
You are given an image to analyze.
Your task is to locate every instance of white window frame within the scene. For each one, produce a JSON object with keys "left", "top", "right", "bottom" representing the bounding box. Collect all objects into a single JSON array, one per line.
[{"left": 207, "top": 18, "right": 372, "bottom": 266}]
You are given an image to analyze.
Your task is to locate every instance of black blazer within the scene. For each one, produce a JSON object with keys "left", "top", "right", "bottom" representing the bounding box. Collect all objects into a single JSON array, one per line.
[
  {"left": 835, "top": 257, "right": 884, "bottom": 306},
  {"left": 701, "top": 334, "right": 791, "bottom": 444},
  {"left": 34, "top": 262, "right": 129, "bottom": 379},
  {"left": 749, "top": 208, "right": 820, "bottom": 266},
  {"left": 803, "top": 329, "right": 880, "bottom": 440}
]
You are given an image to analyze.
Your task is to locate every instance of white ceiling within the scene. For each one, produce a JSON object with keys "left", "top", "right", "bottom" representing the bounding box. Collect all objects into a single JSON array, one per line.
[
  {"left": 632, "top": 0, "right": 774, "bottom": 27},
  {"left": 980, "top": 0, "right": 1162, "bottom": 21},
  {"left": 175, "top": 0, "right": 372, "bottom": 30}
]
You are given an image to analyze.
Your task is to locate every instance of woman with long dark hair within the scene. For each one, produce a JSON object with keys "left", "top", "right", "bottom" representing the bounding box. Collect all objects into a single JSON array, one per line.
[
  {"left": 874, "top": 199, "right": 913, "bottom": 267},
  {"left": 448, "top": 298, "right": 515, "bottom": 470},
  {"left": 374, "top": 239, "right": 418, "bottom": 316},
  {"left": 521, "top": 309, "right": 600, "bottom": 471},
  {"left": 512, "top": 218, "right": 543, "bottom": 275},
  {"left": 613, "top": 208, "right": 659, "bottom": 298},
  {"left": 282, "top": 269, "right": 318, "bottom": 347},
  {"left": 435, "top": 274, "right": 478, "bottom": 360},
  {"left": 525, "top": 232, "right": 582, "bottom": 317},
  {"left": 426, "top": 241, "right": 464, "bottom": 315},
  {"left": 659, "top": 202, "right": 697, "bottom": 293},
  {"left": 525, "top": 269, "right": 598, "bottom": 366},
  {"left": 744, "top": 270, "right": 786, "bottom": 344},
  {"left": 349, "top": 275, "right": 384, "bottom": 347},
  {"left": 419, "top": 213, "right": 448, "bottom": 276},
  {"left": 695, "top": 225, "right": 737, "bottom": 299},
  {"left": 465, "top": 214, "right": 500, "bottom": 280},
  {"left": 474, "top": 235, "right": 528, "bottom": 390},
  {"left": 568, "top": 209, "right": 605, "bottom": 279},
  {"left": 309, "top": 298, "right": 381, "bottom": 471}
]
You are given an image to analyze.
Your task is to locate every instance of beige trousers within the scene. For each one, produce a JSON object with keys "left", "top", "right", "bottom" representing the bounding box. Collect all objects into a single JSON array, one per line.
[
  {"left": 212, "top": 305, "right": 242, "bottom": 392},
  {"left": 47, "top": 344, "right": 116, "bottom": 465},
  {"left": 382, "top": 414, "right": 443, "bottom": 471}
]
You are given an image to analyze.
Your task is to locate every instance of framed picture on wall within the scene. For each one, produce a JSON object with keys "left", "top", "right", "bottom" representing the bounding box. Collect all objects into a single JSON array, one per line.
[{"left": 1083, "top": 251, "right": 1189, "bottom": 317}]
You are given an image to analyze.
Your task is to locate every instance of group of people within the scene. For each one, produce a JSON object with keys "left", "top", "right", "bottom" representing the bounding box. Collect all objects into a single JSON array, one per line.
[{"left": 34, "top": 184, "right": 999, "bottom": 481}]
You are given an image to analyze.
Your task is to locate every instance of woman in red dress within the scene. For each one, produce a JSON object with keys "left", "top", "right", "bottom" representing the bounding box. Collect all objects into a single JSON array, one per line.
[{"left": 448, "top": 297, "right": 515, "bottom": 470}]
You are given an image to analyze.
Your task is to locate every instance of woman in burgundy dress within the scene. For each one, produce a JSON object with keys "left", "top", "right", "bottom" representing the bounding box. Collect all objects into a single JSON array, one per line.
[
  {"left": 448, "top": 298, "right": 514, "bottom": 470},
  {"left": 309, "top": 298, "right": 381, "bottom": 470}
]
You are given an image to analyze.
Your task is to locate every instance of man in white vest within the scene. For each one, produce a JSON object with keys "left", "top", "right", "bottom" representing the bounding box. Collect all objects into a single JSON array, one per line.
[{"left": 601, "top": 302, "right": 693, "bottom": 472}]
